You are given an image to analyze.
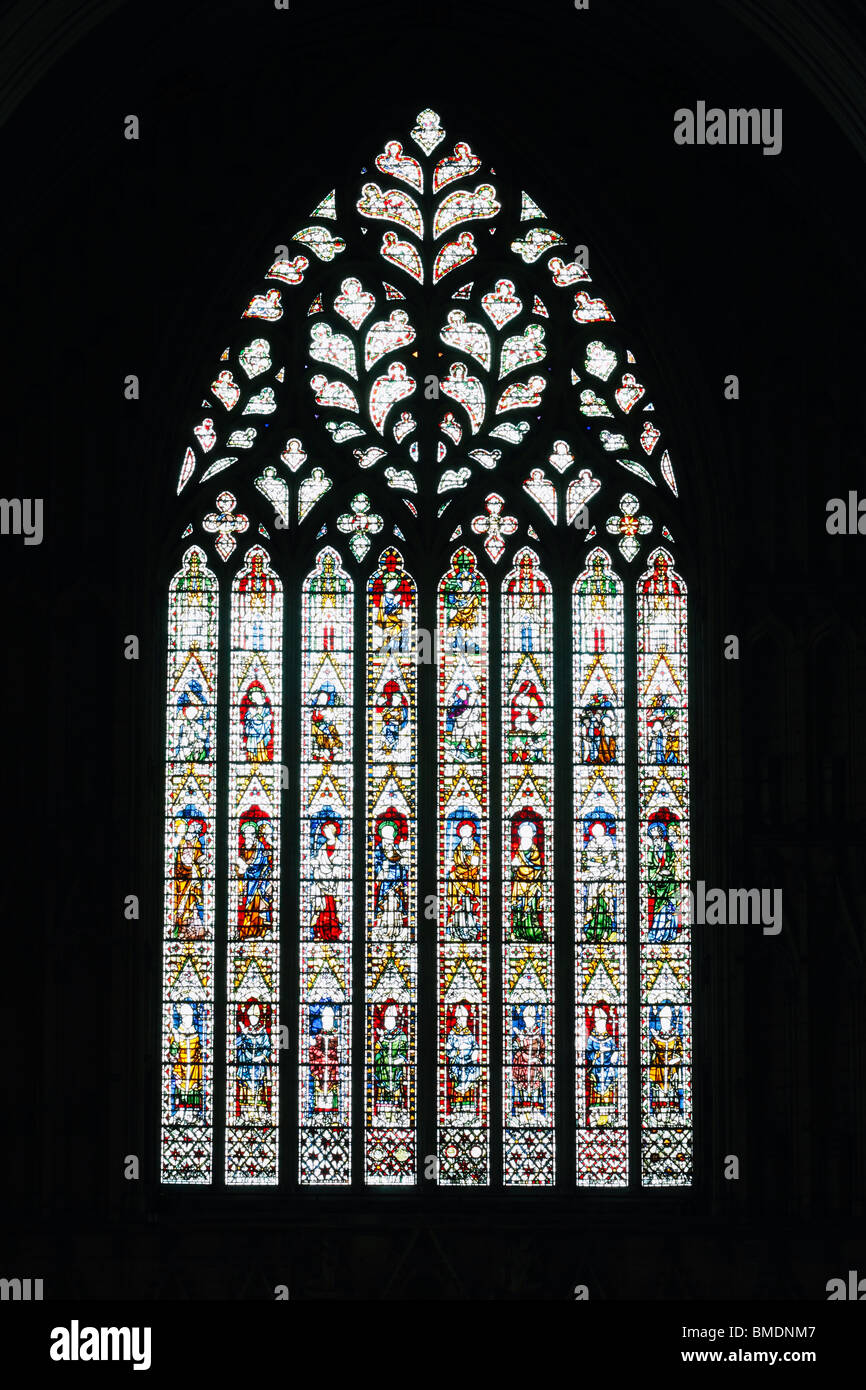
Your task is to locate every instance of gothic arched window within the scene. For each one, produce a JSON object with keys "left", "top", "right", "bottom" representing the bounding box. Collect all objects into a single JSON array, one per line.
[{"left": 160, "top": 109, "right": 690, "bottom": 1191}]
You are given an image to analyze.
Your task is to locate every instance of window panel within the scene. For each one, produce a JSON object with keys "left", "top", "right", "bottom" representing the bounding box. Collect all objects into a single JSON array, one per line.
[
  {"left": 225, "top": 547, "right": 283, "bottom": 1184},
  {"left": 299, "top": 547, "right": 354, "bottom": 1184},
  {"left": 365, "top": 548, "right": 418, "bottom": 1184},
  {"left": 637, "top": 548, "right": 692, "bottom": 1186},
  {"left": 574, "top": 548, "right": 628, "bottom": 1186},
  {"left": 502, "top": 549, "right": 555, "bottom": 1186},
  {"left": 438, "top": 547, "right": 489, "bottom": 1185},
  {"left": 161, "top": 547, "right": 218, "bottom": 1183}
]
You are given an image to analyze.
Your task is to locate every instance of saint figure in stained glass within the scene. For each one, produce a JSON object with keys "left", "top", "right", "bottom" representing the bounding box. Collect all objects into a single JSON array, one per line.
[
  {"left": 585, "top": 1005, "right": 618, "bottom": 1122},
  {"left": 373, "top": 814, "right": 410, "bottom": 940},
  {"left": 310, "top": 816, "right": 344, "bottom": 940},
  {"left": 374, "top": 1003, "right": 409, "bottom": 1109},
  {"left": 445, "top": 818, "right": 482, "bottom": 942},
  {"left": 240, "top": 682, "right": 273, "bottom": 762},
  {"left": 512, "top": 1005, "right": 546, "bottom": 1113},
  {"left": 445, "top": 1003, "right": 482, "bottom": 1112},
  {"left": 581, "top": 816, "right": 619, "bottom": 943},
  {"left": 648, "top": 1005, "right": 684, "bottom": 1115},
  {"left": 169, "top": 1002, "right": 205, "bottom": 1115},
  {"left": 310, "top": 1005, "right": 340, "bottom": 1114},
  {"left": 236, "top": 812, "right": 274, "bottom": 938},
  {"left": 172, "top": 812, "right": 206, "bottom": 939},
  {"left": 646, "top": 816, "right": 681, "bottom": 943},
  {"left": 510, "top": 815, "right": 544, "bottom": 942}
]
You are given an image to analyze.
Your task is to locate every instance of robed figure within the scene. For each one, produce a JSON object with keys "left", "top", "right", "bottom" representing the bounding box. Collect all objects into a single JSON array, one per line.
[
  {"left": 445, "top": 1003, "right": 481, "bottom": 1114},
  {"left": 374, "top": 1003, "right": 408, "bottom": 1111},
  {"left": 510, "top": 819, "right": 544, "bottom": 941},
  {"left": 585, "top": 1007, "right": 618, "bottom": 1124},
  {"left": 445, "top": 681, "right": 482, "bottom": 761},
  {"left": 172, "top": 814, "right": 206, "bottom": 940},
  {"left": 442, "top": 552, "right": 482, "bottom": 652},
  {"left": 175, "top": 680, "right": 210, "bottom": 762},
  {"left": 241, "top": 683, "right": 273, "bottom": 763},
  {"left": 647, "top": 820, "right": 680, "bottom": 942},
  {"left": 236, "top": 816, "right": 273, "bottom": 939},
  {"left": 309, "top": 1005, "right": 340, "bottom": 1114},
  {"left": 580, "top": 819, "right": 619, "bottom": 942},
  {"left": 371, "top": 558, "right": 413, "bottom": 652},
  {"left": 445, "top": 819, "right": 482, "bottom": 941},
  {"left": 310, "top": 818, "right": 343, "bottom": 940},
  {"left": 169, "top": 1002, "right": 204, "bottom": 1115},
  {"left": 373, "top": 817, "right": 409, "bottom": 940},
  {"left": 310, "top": 687, "right": 343, "bottom": 761},
  {"left": 508, "top": 679, "right": 544, "bottom": 763},
  {"left": 512, "top": 1005, "right": 545, "bottom": 1115},
  {"left": 377, "top": 679, "right": 409, "bottom": 758},
  {"left": 649, "top": 1005, "right": 684, "bottom": 1114},
  {"left": 236, "top": 1001, "right": 270, "bottom": 1117},
  {"left": 646, "top": 693, "right": 680, "bottom": 765},
  {"left": 581, "top": 693, "right": 617, "bottom": 765}
]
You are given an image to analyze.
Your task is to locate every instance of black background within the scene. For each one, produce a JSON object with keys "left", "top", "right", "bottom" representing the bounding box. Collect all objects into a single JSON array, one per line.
[{"left": 1, "top": 0, "right": 865, "bottom": 1302}]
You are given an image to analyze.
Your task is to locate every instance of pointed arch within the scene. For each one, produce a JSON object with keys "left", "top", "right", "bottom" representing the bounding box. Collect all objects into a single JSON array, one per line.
[{"left": 161, "top": 107, "right": 692, "bottom": 1191}]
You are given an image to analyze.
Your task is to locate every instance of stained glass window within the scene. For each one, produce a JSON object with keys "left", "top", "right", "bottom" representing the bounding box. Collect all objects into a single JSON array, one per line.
[{"left": 161, "top": 107, "right": 691, "bottom": 1191}]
